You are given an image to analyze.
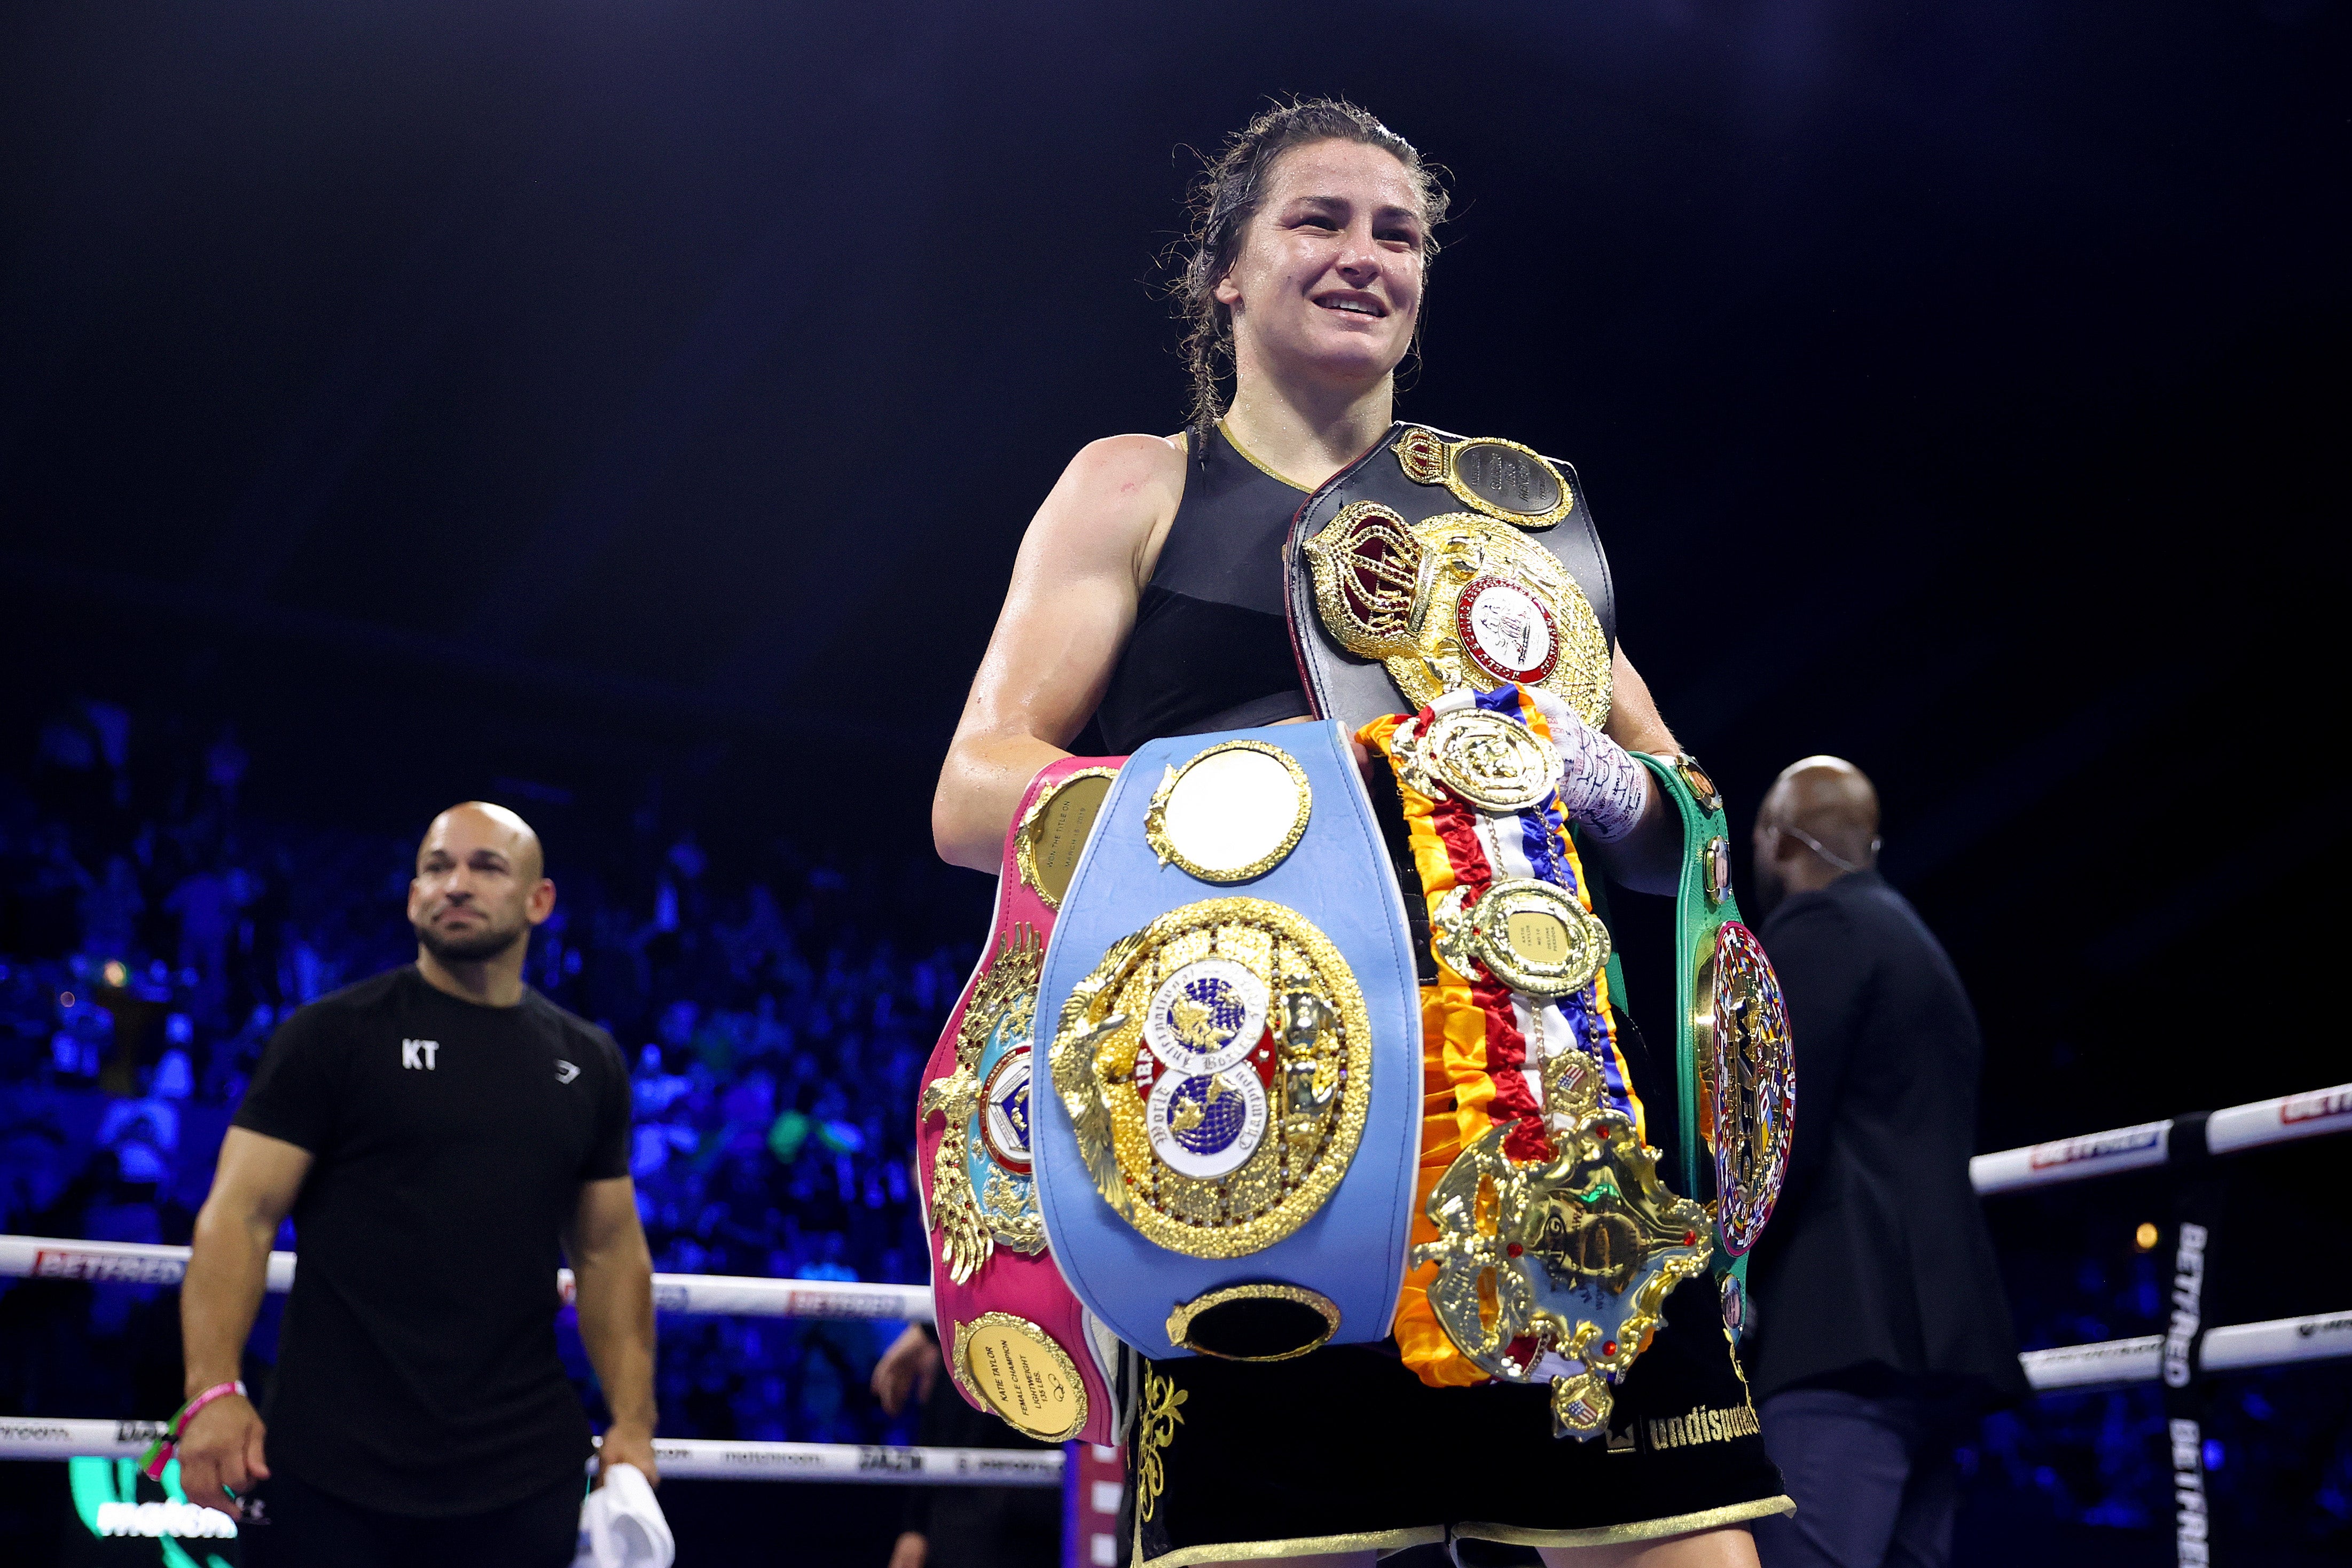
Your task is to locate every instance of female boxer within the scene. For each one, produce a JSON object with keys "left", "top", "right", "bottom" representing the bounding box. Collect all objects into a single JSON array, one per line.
[{"left": 935, "top": 98, "right": 1786, "bottom": 1568}]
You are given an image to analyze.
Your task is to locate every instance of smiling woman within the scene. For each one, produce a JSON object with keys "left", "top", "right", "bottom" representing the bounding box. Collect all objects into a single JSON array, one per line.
[
  {"left": 928, "top": 99, "right": 1786, "bottom": 1568},
  {"left": 1173, "top": 99, "right": 1449, "bottom": 430}
]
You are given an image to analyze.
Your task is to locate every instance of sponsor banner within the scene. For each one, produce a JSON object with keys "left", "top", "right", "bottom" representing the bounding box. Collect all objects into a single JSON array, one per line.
[
  {"left": 2169, "top": 1418, "right": 2212, "bottom": 1567},
  {"left": 2019, "top": 1334, "right": 2165, "bottom": 1391},
  {"left": 2202, "top": 1310, "right": 2352, "bottom": 1373},
  {"left": 2027, "top": 1123, "right": 2167, "bottom": 1172},
  {"left": 2280, "top": 1085, "right": 2352, "bottom": 1125},
  {"left": 642, "top": 1438, "right": 1063, "bottom": 1485},
  {"left": 0, "top": 1236, "right": 299, "bottom": 1292},
  {"left": 96, "top": 1500, "right": 239, "bottom": 1540},
  {"left": 1971, "top": 1122, "right": 2168, "bottom": 1195},
  {"left": 1, "top": 1235, "right": 929, "bottom": 1324},
  {"left": 648, "top": 1274, "right": 930, "bottom": 1323},
  {"left": 32, "top": 1248, "right": 185, "bottom": 1285},
  {"left": 2208, "top": 1083, "right": 2352, "bottom": 1156},
  {"left": 0, "top": 1416, "right": 148, "bottom": 1459}
]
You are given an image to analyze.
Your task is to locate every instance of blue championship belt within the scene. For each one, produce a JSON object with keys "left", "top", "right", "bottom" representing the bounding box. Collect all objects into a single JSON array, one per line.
[{"left": 1030, "top": 721, "right": 1424, "bottom": 1362}]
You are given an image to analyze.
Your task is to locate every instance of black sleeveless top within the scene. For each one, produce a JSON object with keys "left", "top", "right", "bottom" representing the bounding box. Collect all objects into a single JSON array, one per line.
[{"left": 1093, "top": 424, "right": 1315, "bottom": 754}]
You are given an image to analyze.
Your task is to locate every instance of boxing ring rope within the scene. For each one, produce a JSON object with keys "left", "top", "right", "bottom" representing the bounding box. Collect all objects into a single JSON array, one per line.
[
  {"left": 0, "top": 1415, "right": 1061, "bottom": 1485},
  {"left": 1968, "top": 1082, "right": 2352, "bottom": 1196},
  {"left": 0, "top": 1233, "right": 931, "bottom": 1321},
  {"left": 1, "top": 1079, "right": 2345, "bottom": 1477}
]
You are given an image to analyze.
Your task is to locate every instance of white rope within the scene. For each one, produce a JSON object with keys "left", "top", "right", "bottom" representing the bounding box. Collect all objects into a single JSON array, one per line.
[
  {"left": 0, "top": 1417, "right": 1060, "bottom": 1486},
  {"left": 0, "top": 1235, "right": 930, "bottom": 1323},
  {"left": 1970, "top": 1082, "right": 2352, "bottom": 1195},
  {"left": 2019, "top": 1307, "right": 2352, "bottom": 1392},
  {"left": 621, "top": 1438, "right": 1061, "bottom": 1486},
  {"left": 5, "top": 1308, "right": 2342, "bottom": 1472}
]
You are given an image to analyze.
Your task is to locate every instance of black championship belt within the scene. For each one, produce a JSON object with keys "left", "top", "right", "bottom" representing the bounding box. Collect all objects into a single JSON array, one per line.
[{"left": 1284, "top": 425, "right": 1617, "bottom": 733}]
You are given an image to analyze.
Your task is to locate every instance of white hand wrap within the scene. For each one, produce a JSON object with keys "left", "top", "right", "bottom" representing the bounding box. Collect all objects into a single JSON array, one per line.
[{"left": 1524, "top": 687, "right": 1652, "bottom": 843}]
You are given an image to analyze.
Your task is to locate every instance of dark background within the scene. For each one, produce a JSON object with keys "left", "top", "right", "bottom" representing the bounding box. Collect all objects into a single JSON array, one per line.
[{"left": 2, "top": 0, "right": 2346, "bottom": 1562}]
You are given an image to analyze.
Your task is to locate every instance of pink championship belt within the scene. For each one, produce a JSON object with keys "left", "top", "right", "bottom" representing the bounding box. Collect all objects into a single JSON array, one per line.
[{"left": 917, "top": 754, "right": 1124, "bottom": 1445}]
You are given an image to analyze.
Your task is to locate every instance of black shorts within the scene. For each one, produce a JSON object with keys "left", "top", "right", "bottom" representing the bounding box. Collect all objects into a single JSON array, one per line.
[
  {"left": 1126, "top": 1276, "right": 1792, "bottom": 1566},
  {"left": 238, "top": 1464, "right": 583, "bottom": 1568}
]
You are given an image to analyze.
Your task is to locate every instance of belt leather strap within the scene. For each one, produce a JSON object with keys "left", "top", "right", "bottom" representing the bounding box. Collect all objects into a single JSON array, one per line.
[
  {"left": 916, "top": 755, "right": 1125, "bottom": 1445},
  {"left": 1030, "top": 720, "right": 1424, "bottom": 1362}
]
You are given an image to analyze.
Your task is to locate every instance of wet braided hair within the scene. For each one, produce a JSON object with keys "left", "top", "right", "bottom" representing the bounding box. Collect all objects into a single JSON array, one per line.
[{"left": 1173, "top": 98, "right": 1449, "bottom": 428}]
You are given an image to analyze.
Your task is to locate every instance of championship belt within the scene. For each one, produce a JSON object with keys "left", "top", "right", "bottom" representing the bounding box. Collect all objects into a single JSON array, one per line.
[
  {"left": 1640, "top": 752, "right": 1796, "bottom": 1340},
  {"left": 1029, "top": 721, "right": 1424, "bottom": 1363},
  {"left": 916, "top": 756, "right": 1125, "bottom": 1444},
  {"left": 1367, "top": 687, "right": 1712, "bottom": 1439},
  {"left": 1286, "top": 424, "right": 1617, "bottom": 737}
]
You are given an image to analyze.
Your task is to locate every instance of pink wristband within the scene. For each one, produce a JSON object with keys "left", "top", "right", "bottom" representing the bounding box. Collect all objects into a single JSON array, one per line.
[{"left": 139, "top": 1380, "right": 247, "bottom": 1479}]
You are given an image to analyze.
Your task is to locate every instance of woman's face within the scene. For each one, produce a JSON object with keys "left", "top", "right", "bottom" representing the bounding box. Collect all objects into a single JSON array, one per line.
[{"left": 1216, "top": 139, "right": 1426, "bottom": 394}]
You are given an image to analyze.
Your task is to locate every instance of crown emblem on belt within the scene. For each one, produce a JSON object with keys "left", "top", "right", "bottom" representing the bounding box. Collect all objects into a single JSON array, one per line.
[{"left": 1302, "top": 501, "right": 1612, "bottom": 725}]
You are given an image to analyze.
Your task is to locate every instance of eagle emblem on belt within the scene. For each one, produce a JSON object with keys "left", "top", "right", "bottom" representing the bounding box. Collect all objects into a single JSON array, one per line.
[{"left": 921, "top": 925, "right": 1048, "bottom": 1282}]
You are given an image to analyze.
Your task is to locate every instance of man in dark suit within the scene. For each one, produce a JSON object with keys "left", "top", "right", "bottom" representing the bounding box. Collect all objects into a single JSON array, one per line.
[{"left": 1744, "top": 757, "right": 2028, "bottom": 1568}]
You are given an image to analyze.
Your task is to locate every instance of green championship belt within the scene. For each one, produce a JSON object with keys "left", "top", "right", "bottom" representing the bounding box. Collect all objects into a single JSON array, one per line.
[{"left": 1640, "top": 751, "right": 1795, "bottom": 1337}]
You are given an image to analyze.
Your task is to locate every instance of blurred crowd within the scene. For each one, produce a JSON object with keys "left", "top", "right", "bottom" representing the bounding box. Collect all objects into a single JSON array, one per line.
[
  {"left": 0, "top": 697, "right": 2343, "bottom": 1559},
  {"left": 0, "top": 697, "right": 965, "bottom": 1453}
]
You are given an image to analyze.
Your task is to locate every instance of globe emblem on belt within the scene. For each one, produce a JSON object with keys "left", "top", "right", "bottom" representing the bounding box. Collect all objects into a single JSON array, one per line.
[
  {"left": 1146, "top": 1065, "right": 1269, "bottom": 1180},
  {"left": 1142, "top": 958, "right": 1268, "bottom": 1077},
  {"left": 1166, "top": 1073, "right": 1247, "bottom": 1155}
]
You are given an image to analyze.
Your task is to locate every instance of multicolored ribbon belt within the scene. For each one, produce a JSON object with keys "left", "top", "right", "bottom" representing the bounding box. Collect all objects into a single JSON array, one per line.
[
  {"left": 1030, "top": 720, "right": 1424, "bottom": 1363},
  {"left": 916, "top": 755, "right": 1124, "bottom": 1445},
  {"left": 1369, "top": 685, "right": 1713, "bottom": 1439}
]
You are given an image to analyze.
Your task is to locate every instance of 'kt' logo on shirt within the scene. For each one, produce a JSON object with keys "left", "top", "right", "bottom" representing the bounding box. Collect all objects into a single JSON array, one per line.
[{"left": 401, "top": 1039, "right": 440, "bottom": 1070}]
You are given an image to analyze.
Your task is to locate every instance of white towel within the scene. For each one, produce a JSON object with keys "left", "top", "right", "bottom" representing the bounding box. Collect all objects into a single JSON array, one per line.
[{"left": 572, "top": 1462, "right": 675, "bottom": 1568}]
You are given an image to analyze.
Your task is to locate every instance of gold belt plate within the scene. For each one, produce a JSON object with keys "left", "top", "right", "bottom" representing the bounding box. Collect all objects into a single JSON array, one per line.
[
  {"left": 1431, "top": 876, "right": 1611, "bottom": 1000},
  {"left": 1302, "top": 503, "right": 1612, "bottom": 726},
  {"left": 1393, "top": 429, "right": 1576, "bottom": 528},
  {"left": 1047, "top": 897, "right": 1371, "bottom": 1259},
  {"left": 1394, "top": 706, "right": 1558, "bottom": 814},
  {"left": 1414, "top": 1115, "right": 1713, "bottom": 1437},
  {"left": 1695, "top": 921, "right": 1795, "bottom": 1257}
]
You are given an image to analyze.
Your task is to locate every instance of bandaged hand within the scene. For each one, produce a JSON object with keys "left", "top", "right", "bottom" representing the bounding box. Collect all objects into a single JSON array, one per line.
[{"left": 1524, "top": 687, "right": 1651, "bottom": 842}]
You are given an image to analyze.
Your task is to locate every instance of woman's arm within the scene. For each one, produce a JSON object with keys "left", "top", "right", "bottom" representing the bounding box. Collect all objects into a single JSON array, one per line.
[
  {"left": 932, "top": 434, "right": 1186, "bottom": 871},
  {"left": 1585, "top": 642, "right": 1685, "bottom": 896}
]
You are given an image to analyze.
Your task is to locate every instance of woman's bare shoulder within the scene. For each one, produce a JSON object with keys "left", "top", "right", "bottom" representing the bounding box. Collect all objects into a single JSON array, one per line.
[
  {"left": 1023, "top": 433, "right": 1189, "bottom": 577},
  {"left": 1054, "top": 431, "right": 1188, "bottom": 501}
]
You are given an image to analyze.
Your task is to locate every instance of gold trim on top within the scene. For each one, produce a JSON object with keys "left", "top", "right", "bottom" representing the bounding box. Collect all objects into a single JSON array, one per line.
[
  {"left": 1392, "top": 428, "right": 1575, "bottom": 528},
  {"left": 1215, "top": 421, "right": 1313, "bottom": 493},
  {"left": 1014, "top": 766, "right": 1119, "bottom": 910},
  {"left": 1138, "top": 1524, "right": 1447, "bottom": 1568},
  {"left": 952, "top": 1311, "right": 1090, "bottom": 1442},
  {"left": 1455, "top": 1494, "right": 1796, "bottom": 1549},
  {"left": 1164, "top": 1282, "right": 1339, "bottom": 1362},
  {"left": 1143, "top": 740, "right": 1313, "bottom": 884}
]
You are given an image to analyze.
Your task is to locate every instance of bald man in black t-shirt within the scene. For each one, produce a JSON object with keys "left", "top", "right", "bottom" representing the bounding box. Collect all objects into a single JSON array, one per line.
[{"left": 174, "top": 802, "right": 658, "bottom": 1567}]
